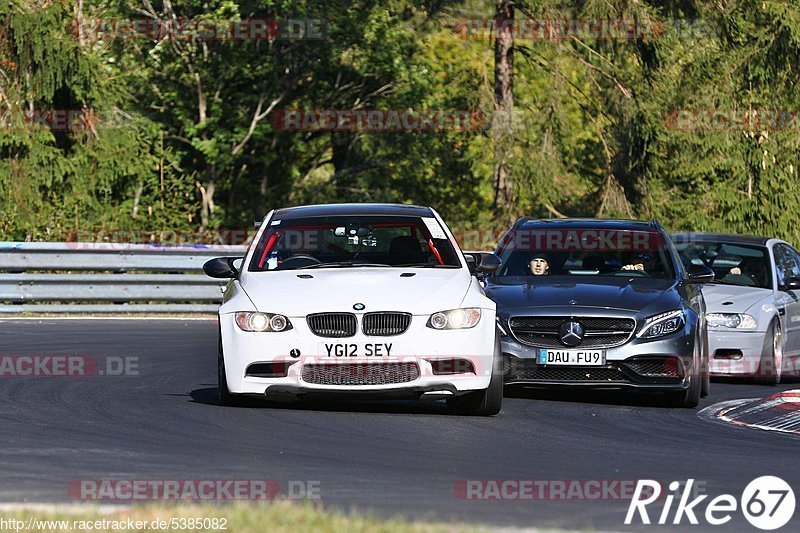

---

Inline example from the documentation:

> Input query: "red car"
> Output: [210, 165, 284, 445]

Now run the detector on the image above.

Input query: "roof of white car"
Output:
[271, 203, 434, 220]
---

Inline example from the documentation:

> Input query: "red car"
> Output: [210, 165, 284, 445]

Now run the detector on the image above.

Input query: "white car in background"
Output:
[673, 233, 800, 384]
[204, 203, 503, 415]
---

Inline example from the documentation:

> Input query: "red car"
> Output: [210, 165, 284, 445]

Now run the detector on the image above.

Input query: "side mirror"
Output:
[782, 276, 800, 291]
[203, 257, 241, 279]
[686, 263, 715, 283]
[464, 252, 502, 275]
[464, 254, 477, 271]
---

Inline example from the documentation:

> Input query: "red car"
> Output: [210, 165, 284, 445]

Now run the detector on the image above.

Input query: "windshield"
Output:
[674, 240, 772, 289]
[247, 215, 461, 271]
[493, 226, 676, 280]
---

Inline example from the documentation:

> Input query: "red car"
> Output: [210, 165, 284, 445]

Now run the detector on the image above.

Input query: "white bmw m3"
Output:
[204, 203, 503, 415]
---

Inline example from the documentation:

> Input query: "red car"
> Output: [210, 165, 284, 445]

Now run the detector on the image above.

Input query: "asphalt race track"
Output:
[1, 319, 798, 532]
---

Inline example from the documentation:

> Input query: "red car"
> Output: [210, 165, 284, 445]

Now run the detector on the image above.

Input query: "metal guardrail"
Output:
[0, 242, 247, 314]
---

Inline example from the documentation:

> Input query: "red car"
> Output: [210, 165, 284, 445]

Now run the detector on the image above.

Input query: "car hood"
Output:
[701, 283, 773, 314]
[485, 276, 681, 315]
[239, 267, 472, 316]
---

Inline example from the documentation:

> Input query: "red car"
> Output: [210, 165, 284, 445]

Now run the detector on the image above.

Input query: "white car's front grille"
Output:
[306, 312, 412, 337]
[362, 312, 412, 336]
[306, 313, 358, 338]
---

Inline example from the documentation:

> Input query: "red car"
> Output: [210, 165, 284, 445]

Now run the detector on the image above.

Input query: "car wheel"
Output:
[666, 332, 702, 408]
[447, 333, 503, 416]
[218, 332, 245, 406]
[755, 319, 783, 385]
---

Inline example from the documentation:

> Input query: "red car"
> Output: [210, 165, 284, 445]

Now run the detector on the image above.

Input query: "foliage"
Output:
[2, 0, 800, 243]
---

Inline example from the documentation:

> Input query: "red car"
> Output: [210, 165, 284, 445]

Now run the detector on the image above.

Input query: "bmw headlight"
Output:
[427, 308, 482, 330]
[235, 312, 293, 332]
[706, 313, 757, 329]
[636, 310, 685, 339]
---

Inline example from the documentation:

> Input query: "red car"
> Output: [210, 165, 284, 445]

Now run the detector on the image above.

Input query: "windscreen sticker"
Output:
[270, 220, 281, 225]
[422, 217, 447, 240]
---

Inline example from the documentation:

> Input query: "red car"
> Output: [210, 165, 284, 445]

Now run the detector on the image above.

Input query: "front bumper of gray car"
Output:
[500, 325, 695, 391]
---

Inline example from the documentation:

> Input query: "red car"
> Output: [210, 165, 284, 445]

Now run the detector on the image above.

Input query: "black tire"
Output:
[701, 329, 710, 398]
[218, 332, 245, 406]
[666, 334, 702, 408]
[755, 319, 783, 386]
[700, 361, 710, 397]
[447, 334, 503, 416]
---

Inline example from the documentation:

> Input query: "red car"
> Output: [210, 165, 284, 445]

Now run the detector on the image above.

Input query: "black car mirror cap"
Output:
[464, 252, 502, 274]
[685, 263, 715, 283]
[464, 254, 477, 270]
[781, 276, 800, 291]
[203, 257, 242, 279]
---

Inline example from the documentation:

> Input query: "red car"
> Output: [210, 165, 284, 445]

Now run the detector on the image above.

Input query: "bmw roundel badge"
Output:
[353, 303, 365, 311]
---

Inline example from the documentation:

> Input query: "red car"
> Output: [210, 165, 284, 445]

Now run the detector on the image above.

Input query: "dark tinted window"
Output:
[674, 240, 771, 289]
[494, 226, 676, 280]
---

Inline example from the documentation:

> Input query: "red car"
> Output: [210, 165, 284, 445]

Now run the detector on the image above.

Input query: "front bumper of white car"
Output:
[219, 310, 496, 397]
[708, 329, 766, 376]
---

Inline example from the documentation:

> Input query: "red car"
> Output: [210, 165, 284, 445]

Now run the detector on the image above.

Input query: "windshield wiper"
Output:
[298, 261, 392, 269]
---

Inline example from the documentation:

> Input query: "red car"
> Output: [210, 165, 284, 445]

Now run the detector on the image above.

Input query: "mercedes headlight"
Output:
[637, 310, 685, 339]
[706, 313, 757, 329]
[235, 312, 293, 332]
[427, 308, 482, 330]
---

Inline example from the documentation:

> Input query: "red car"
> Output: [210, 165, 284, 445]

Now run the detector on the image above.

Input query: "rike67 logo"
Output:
[626, 477, 795, 530]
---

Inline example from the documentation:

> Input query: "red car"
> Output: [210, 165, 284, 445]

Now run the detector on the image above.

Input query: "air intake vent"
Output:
[302, 363, 420, 385]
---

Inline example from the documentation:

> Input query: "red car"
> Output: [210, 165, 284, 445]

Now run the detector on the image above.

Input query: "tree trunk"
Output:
[492, 0, 515, 224]
[331, 132, 353, 198]
[197, 177, 216, 229]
